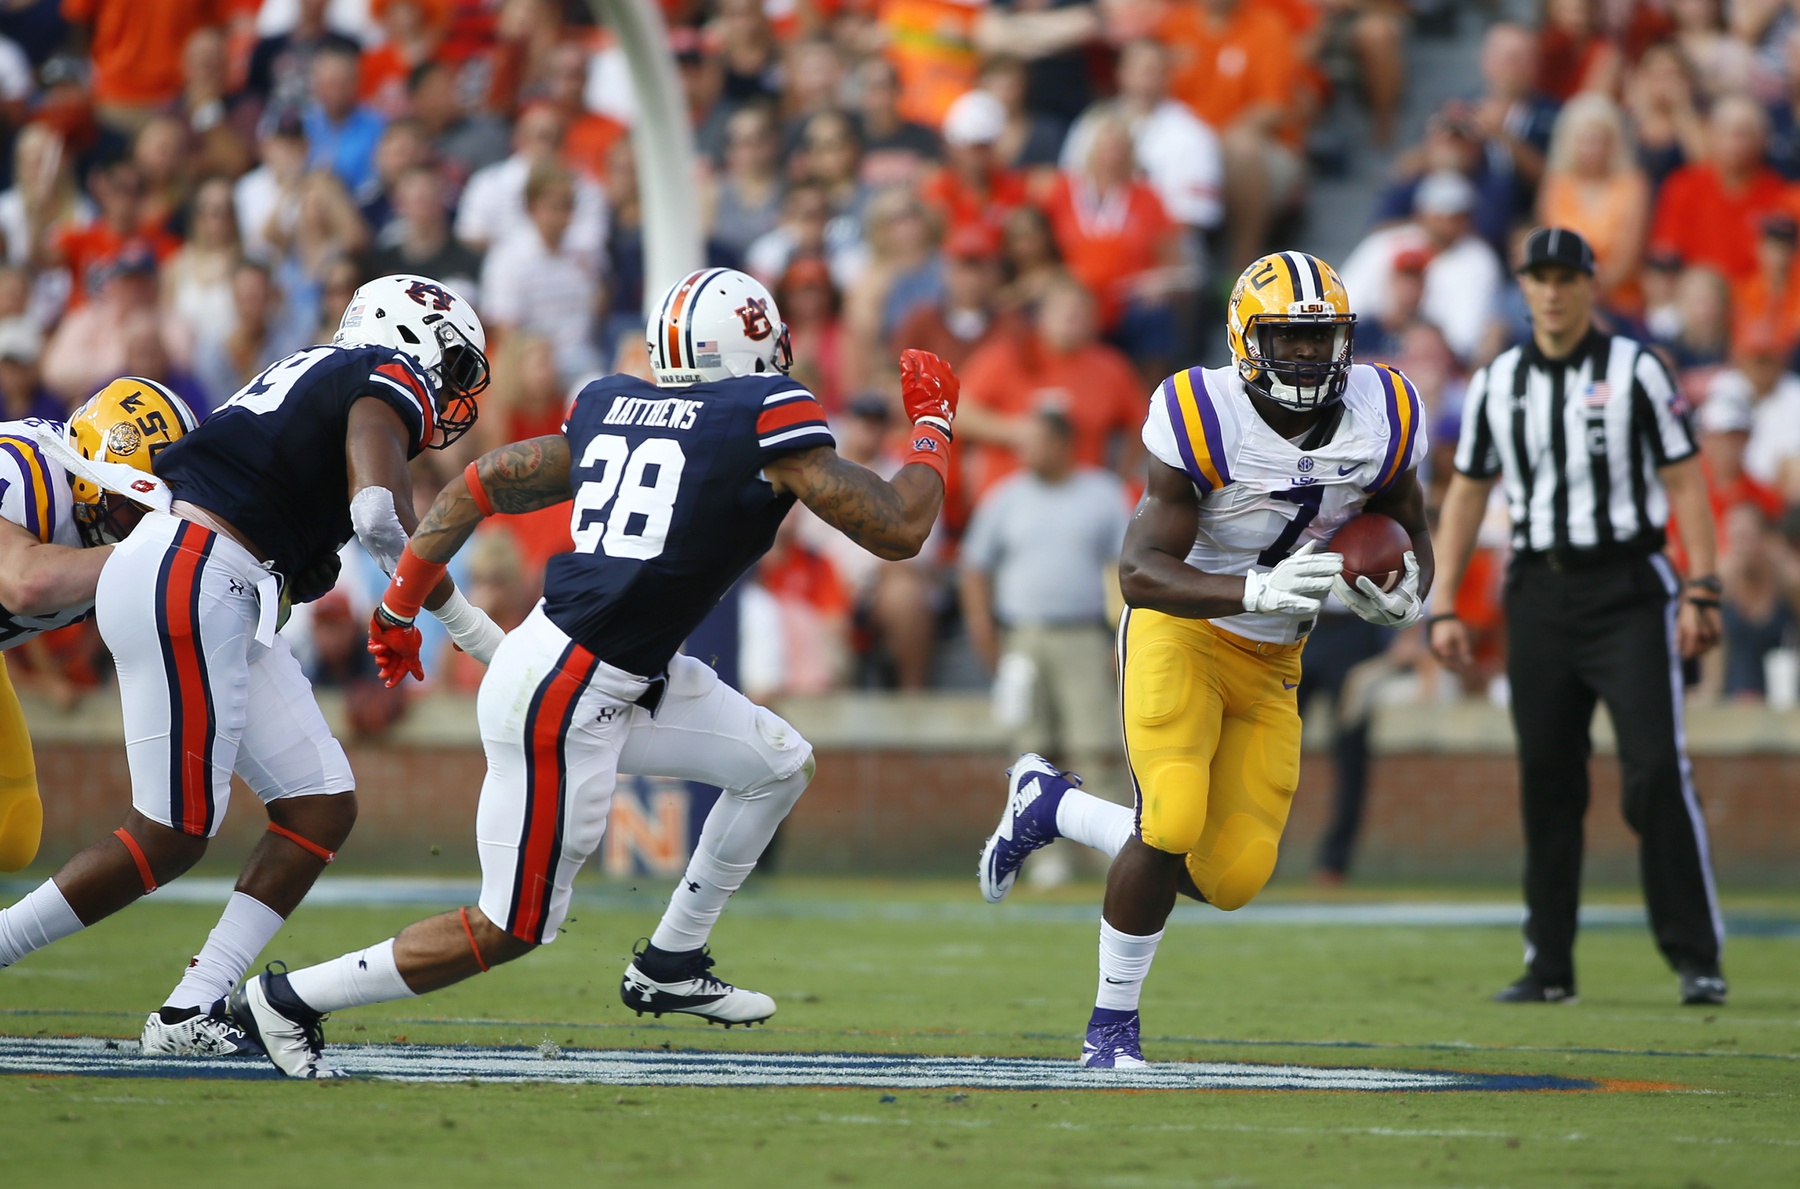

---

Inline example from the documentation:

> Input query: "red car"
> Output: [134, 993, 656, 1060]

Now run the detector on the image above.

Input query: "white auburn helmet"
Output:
[334, 273, 490, 447]
[647, 268, 793, 387]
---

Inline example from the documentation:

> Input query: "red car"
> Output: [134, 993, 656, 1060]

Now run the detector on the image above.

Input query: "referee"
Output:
[1429, 227, 1728, 1007]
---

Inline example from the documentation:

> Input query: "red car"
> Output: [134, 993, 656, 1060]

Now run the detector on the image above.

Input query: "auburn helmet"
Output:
[333, 273, 489, 448]
[66, 376, 200, 547]
[1226, 251, 1356, 412]
[648, 268, 792, 387]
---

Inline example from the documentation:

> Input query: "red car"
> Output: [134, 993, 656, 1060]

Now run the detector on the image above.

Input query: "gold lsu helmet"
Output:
[1227, 251, 1356, 412]
[66, 376, 200, 546]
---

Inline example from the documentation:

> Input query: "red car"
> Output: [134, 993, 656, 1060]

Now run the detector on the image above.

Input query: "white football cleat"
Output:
[228, 970, 347, 1079]
[620, 943, 776, 1027]
[140, 1002, 263, 1057]
[978, 753, 1076, 904]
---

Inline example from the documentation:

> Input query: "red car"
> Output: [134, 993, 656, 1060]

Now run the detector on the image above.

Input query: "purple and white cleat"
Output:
[1080, 1008, 1147, 1069]
[978, 753, 1078, 904]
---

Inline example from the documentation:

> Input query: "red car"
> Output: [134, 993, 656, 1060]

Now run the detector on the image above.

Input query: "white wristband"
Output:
[431, 588, 505, 664]
[1240, 570, 1266, 614]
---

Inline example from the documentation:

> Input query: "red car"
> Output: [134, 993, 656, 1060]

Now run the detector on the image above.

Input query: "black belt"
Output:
[634, 674, 666, 715]
[1514, 537, 1661, 572]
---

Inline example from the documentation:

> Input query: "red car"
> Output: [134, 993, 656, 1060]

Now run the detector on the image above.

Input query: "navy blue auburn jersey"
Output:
[154, 344, 437, 585]
[541, 372, 835, 677]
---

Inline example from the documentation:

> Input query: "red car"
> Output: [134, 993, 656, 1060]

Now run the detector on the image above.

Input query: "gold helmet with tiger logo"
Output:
[66, 376, 200, 546]
[1226, 251, 1357, 412]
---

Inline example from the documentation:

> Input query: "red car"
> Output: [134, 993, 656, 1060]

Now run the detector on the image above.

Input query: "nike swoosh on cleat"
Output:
[1103, 978, 1131, 984]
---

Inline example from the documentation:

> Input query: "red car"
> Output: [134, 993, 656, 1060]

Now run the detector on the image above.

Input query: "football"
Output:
[1328, 512, 1412, 593]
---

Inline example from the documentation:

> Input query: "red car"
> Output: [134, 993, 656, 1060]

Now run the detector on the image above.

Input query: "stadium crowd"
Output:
[0, 0, 1796, 722]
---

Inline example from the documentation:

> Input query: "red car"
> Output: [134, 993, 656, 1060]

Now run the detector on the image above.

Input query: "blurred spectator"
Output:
[704, 103, 785, 261]
[1352, 246, 1427, 363]
[360, 0, 450, 118]
[712, 0, 781, 109]
[1623, 41, 1708, 192]
[1060, 40, 1224, 250]
[480, 330, 569, 452]
[881, 0, 984, 129]
[1661, 264, 1732, 371]
[192, 259, 312, 412]
[161, 175, 240, 352]
[1538, 93, 1649, 313]
[745, 179, 841, 289]
[1649, 95, 1796, 284]
[919, 89, 1029, 237]
[62, 0, 225, 135]
[369, 165, 481, 300]
[1739, 342, 1800, 498]
[41, 244, 178, 403]
[407, 60, 511, 195]
[1156, 0, 1302, 273]
[247, 0, 362, 115]
[891, 222, 1007, 373]
[479, 160, 603, 382]
[0, 124, 92, 322]
[1731, 213, 1800, 351]
[1669, 0, 1756, 101]
[1042, 112, 1182, 371]
[132, 115, 193, 233]
[1536, 0, 1621, 103]
[439, 528, 538, 692]
[672, 24, 730, 163]
[264, 169, 367, 331]
[977, 55, 1064, 170]
[1377, 102, 1519, 256]
[455, 103, 607, 257]
[996, 201, 1069, 312]
[956, 278, 1145, 496]
[1697, 379, 1785, 527]
[841, 185, 940, 393]
[776, 255, 845, 412]
[314, 253, 362, 341]
[175, 26, 255, 181]
[747, 509, 852, 699]
[1340, 171, 1503, 364]
[236, 111, 310, 263]
[1466, 22, 1554, 194]
[356, 117, 431, 236]
[1717, 502, 1800, 700]
[960, 403, 1129, 875]
[795, 110, 868, 225]
[51, 159, 179, 309]
[118, 312, 207, 416]
[781, 36, 846, 144]
[853, 56, 938, 189]
[1395, 318, 1466, 508]
[303, 43, 387, 195]
[303, 589, 407, 737]
[1765, 28, 1800, 181]
[541, 43, 626, 185]
[1641, 248, 1685, 342]
[0, 316, 54, 420]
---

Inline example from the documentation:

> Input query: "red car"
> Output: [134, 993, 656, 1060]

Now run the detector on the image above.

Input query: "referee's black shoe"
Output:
[1492, 973, 1578, 1004]
[1678, 969, 1729, 1006]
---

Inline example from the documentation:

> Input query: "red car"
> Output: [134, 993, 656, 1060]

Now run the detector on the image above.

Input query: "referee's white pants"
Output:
[475, 605, 813, 944]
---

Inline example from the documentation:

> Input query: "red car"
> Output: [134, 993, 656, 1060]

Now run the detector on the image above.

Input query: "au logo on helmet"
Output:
[735, 297, 773, 342]
[405, 281, 454, 311]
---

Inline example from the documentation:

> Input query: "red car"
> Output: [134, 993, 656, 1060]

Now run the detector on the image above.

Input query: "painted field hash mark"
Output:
[0, 1037, 1620, 1091]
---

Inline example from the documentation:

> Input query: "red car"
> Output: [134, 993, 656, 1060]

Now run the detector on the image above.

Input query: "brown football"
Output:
[1328, 513, 1412, 593]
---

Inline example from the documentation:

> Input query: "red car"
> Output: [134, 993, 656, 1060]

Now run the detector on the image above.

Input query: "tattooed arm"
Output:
[763, 447, 944, 561]
[410, 434, 573, 564]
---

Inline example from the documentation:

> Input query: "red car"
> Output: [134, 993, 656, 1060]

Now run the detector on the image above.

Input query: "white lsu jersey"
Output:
[0, 418, 86, 651]
[1142, 363, 1427, 644]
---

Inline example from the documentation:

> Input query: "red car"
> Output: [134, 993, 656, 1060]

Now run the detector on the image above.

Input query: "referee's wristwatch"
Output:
[1684, 574, 1723, 610]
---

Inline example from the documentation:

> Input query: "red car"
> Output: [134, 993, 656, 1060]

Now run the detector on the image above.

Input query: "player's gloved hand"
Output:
[899, 348, 958, 437]
[288, 550, 343, 605]
[1241, 540, 1343, 616]
[367, 605, 425, 688]
[1332, 552, 1424, 628]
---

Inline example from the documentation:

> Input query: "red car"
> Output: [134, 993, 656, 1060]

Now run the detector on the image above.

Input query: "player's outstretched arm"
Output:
[765, 445, 944, 561]
[409, 434, 573, 564]
[0, 518, 107, 617]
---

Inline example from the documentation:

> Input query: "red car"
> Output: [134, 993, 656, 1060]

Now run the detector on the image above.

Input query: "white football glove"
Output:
[1241, 540, 1344, 616]
[1332, 551, 1424, 628]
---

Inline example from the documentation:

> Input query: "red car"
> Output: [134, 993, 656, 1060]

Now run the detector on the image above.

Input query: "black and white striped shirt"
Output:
[1454, 329, 1697, 554]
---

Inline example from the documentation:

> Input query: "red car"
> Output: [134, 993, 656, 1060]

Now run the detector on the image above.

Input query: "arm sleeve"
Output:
[1453, 364, 1502, 478]
[1631, 346, 1698, 466]
[754, 383, 836, 466]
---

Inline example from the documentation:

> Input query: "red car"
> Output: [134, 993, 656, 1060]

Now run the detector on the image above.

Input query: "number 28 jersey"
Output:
[541, 372, 836, 677]
[1142, 363, 1427, 644]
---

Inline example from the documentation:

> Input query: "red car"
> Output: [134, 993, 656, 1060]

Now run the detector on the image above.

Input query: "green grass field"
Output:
[3, 875, 1797, 1188]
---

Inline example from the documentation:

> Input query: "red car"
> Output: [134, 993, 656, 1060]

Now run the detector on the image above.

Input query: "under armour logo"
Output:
[228, 578, 248, 596]
[598, 707, 618, 722]
[358, 957, 368, 970]
[686, 881, 701, 893]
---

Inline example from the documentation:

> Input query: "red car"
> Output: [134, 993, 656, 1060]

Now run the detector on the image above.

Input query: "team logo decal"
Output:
[405, 281, 454, 311]
[106, 422, 141, 456]
[1298, 456, 1314, 473]
[131, 478, 156, 493]
[735, 297, 773, 342]
[912, 435, 940, 453]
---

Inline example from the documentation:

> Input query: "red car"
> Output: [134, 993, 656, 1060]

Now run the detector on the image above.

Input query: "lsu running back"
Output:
[976, 252, 1435, 1069]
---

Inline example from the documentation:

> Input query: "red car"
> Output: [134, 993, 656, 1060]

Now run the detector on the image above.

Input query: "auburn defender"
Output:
[977, 252, 1436, 1066]
[0, 382, 198, 874]
[0, 276, 503, 1059]
[231, 267, 958, 1078]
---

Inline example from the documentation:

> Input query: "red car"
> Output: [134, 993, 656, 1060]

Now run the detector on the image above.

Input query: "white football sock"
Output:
[649, 764, 809, 953]
[0, 879, 83, 967]
[284, 938, 417, 1014]
[164, 891, 285, 1010]
[1057, 791, 1135, 859]
[1094, 918, 1163, 1012]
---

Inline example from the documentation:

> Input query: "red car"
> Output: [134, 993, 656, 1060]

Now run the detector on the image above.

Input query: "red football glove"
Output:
[899, 348, 958, 438]
[367, 606, 425, 688]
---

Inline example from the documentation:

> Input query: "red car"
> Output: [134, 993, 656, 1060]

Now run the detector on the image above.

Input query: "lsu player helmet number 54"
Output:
[66, 376, 200, 547]
[1227, 251, 1357, 412]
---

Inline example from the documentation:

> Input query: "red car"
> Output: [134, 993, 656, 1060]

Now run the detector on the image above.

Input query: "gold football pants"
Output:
[0, 655, 43, 870]
[1119, 609, 1304, 910]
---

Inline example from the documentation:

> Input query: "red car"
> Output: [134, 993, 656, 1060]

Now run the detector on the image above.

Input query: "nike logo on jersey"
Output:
[1338, 464, 1357, 475]
[603, 395, 703, 430]
[1282, 681, 1298, 690]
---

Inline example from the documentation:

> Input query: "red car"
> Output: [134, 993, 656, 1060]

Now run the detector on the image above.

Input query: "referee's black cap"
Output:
[1518, 227, 1596, 276]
